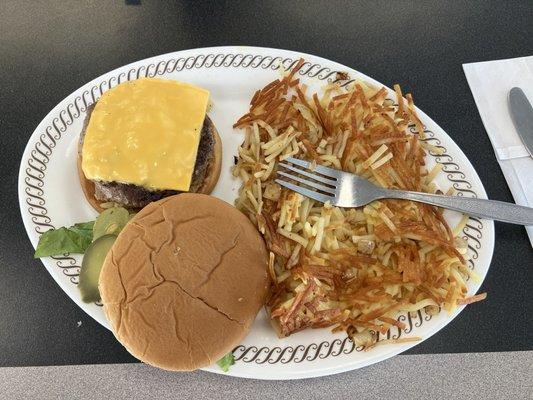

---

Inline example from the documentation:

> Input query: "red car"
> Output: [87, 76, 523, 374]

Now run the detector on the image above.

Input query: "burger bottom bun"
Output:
[98, 194, 270, 371]
[77, 124, 222, 213]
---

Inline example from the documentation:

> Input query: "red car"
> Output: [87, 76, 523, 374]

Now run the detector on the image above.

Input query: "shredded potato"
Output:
[233, 59, 485, 345]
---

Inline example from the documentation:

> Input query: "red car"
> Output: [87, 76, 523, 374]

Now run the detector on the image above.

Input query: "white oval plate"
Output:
[19, 46, 494, 380]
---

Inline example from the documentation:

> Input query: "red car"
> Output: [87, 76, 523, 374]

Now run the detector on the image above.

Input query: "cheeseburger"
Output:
[78, 78, 222, 211]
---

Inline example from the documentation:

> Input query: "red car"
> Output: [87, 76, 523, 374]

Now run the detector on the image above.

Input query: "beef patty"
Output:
[79, 103, 216, 209]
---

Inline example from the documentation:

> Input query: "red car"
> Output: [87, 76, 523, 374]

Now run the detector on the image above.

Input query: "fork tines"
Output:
[275, 157, 339, 204]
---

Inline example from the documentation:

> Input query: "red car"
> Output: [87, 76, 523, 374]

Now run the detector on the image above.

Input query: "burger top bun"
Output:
[98, 193, 270, 371]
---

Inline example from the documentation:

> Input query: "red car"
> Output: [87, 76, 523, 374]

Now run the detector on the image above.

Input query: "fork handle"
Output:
[382, 189, 533, 225]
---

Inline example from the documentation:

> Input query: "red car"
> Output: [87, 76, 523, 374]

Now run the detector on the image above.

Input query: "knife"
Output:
[509, 87, 533, 157]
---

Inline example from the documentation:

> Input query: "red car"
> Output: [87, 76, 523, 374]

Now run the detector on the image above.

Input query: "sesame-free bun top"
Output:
[98, 194, 269, 371]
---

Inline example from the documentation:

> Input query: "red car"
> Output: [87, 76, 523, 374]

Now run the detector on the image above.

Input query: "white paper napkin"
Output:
[463, 56, 533, 246]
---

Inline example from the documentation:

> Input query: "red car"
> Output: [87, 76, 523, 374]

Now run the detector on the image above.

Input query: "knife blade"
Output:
[509, 87, 533, 158]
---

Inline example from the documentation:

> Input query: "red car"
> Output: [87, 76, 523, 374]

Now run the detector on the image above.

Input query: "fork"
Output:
[275, 157, 533, 225]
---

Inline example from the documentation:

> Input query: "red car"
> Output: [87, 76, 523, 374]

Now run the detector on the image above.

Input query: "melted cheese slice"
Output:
[81, 78, 210, 191]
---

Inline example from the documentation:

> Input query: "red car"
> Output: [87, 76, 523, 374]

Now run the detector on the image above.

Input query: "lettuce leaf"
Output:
[216, 353, 235, 372]
[34, 221, 94, 258]
[70, 221, 95, 238]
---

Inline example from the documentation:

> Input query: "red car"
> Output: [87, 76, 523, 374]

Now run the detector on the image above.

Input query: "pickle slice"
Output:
[92, 207, 129, 241]
[79, 234, 116, 303]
